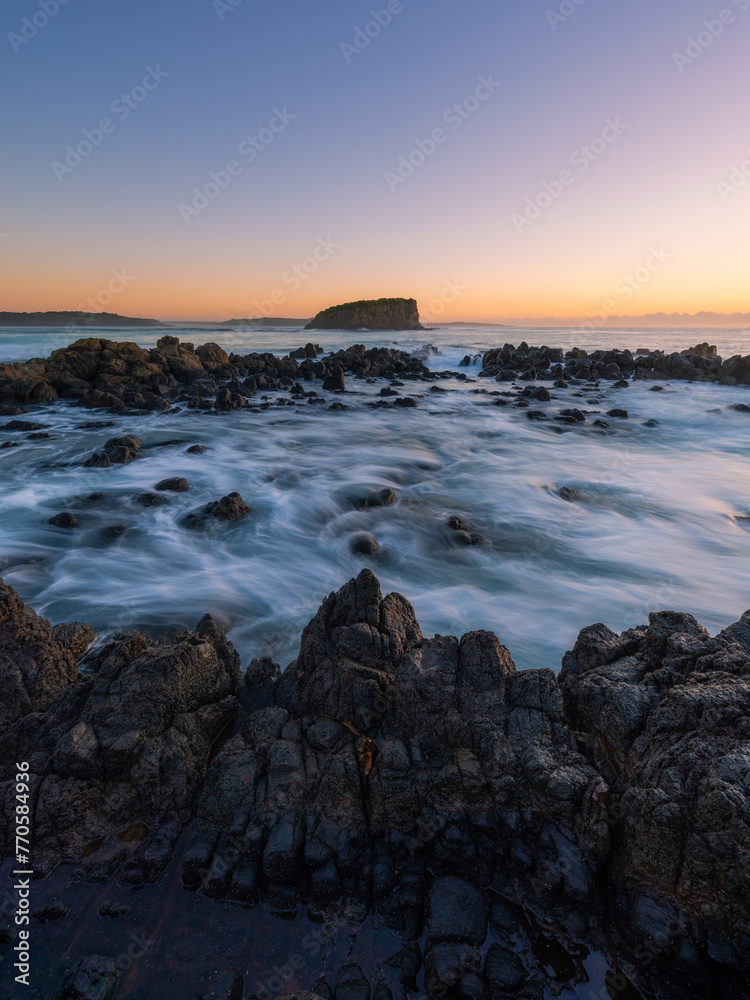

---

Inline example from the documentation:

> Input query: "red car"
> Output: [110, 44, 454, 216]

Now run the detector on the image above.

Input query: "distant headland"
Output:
[0, 311, 165, 328]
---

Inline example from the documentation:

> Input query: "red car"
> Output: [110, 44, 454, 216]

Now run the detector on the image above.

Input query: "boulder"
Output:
[0, 579, 79, 728]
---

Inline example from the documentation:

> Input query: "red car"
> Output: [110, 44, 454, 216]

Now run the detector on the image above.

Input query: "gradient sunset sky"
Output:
[1, 0, 748, 322]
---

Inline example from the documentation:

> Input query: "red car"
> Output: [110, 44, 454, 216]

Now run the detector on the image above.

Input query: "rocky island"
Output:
[305, 298, 424, 332]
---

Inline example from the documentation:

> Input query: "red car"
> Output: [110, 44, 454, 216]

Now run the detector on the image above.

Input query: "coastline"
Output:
[0, 570, 748, 999]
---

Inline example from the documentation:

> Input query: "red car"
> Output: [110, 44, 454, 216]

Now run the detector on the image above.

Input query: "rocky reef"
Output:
[0, 336, 429, 413]
[3, 336, 750, 422]
[305, 299, 423, 332]
[0, 572, 748, 999]
[478, 341, 747, 385]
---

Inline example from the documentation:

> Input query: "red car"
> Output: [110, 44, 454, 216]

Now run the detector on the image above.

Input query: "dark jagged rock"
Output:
[477, 342, 740, 386]
[3, 419, 46, 431]
[323, 366, 346, 392]
[560, 612, 750, 992]
[0, 579, 81, 728]
[1, 575, 748, 999]
[55, 955, 119, 1000]
[0, 600, 241, 863]
[184, 492, 251, 528]
[155, 477, 190, 492]
[305, 299, 423, 332]
[204, 492, 251, 521]
[84, 435, 142, 468]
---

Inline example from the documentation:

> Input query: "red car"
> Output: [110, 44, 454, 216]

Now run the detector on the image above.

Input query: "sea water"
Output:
[1, 324, 749, 672]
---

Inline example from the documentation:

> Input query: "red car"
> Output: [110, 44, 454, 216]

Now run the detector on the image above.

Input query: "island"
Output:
[305, 297, 423, 331]
[0, 311, 165, 327]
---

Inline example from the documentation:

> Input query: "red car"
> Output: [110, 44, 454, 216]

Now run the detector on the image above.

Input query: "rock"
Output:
[98, 901, 130, 918]
[529, 386, 551, 401]
[196, 342, 231, 372]
[351, 534, 382, 557]
[558, 487, 579, 502]
[84, 435, 142, 468]
[156, 477, 190, 492]
[607, 409, 629, 419]
[560, 609, 750, 985]
[335, 964, 370, 1000]
[55, 955, 118, 1000]
[446, 515, 473, 532]
[33, 900, 70, 922]
[136, 491, 170, 507]
[214, 387, 245, 411]
[3, 419, 46, 431]
[2, 573, 750, 999]
[428, 876, 489, 944]
[323, 366, 346, 392]
[306, 299, 423, 332]
[204, 492, 251, 521]
[187, 444, 207, 454]
[0, 580, 79, 728]
[558, 408, 585, 423]
[49, 512, 79, 528]
[353, 488, 398, 509]
[51, 622, 97, 660]
[682, 342, 717, 358]
[0, 606, 241, 860]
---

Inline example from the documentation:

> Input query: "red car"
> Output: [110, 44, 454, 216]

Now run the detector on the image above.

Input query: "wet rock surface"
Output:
[0, 573, 748, 999]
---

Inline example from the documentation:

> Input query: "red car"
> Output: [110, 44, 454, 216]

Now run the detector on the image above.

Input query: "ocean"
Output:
[1, 323, 749, 672]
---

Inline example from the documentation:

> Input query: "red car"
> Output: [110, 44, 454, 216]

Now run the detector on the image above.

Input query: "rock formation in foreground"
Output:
[0, 573, 748, 999]
[305, 299, 423, 332]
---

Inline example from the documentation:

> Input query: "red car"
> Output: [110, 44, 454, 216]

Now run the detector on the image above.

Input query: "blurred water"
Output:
[1, 322, 749, 364]
[1, 325, 750, 671]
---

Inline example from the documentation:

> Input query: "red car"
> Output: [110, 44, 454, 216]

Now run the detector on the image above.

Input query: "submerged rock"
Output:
[49, 512, 79, 528]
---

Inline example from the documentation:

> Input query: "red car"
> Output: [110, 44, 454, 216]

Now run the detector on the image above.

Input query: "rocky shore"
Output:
[1, 572, 748, 999]
[0, 337, 747, 421]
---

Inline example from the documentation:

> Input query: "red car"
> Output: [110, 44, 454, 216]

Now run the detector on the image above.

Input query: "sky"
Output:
[0, 0, 748, 323]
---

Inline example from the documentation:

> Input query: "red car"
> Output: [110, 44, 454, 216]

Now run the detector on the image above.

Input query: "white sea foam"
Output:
[1, 324, 749, 671]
